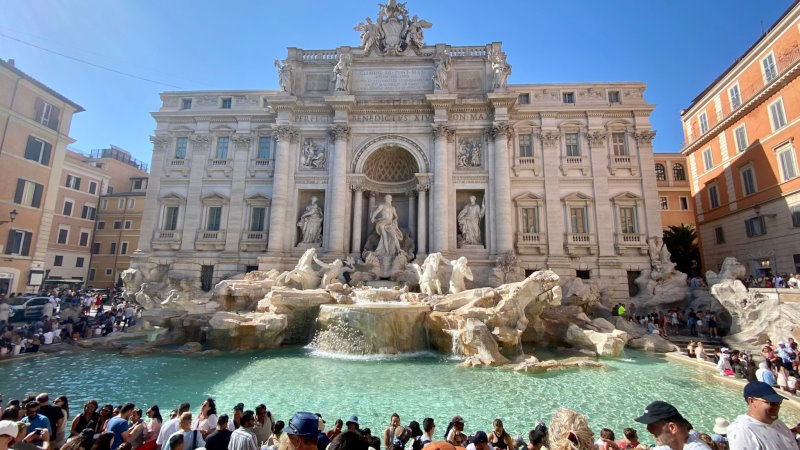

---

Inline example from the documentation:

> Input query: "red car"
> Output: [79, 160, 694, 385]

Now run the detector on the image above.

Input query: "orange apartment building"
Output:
[681, 3, 800, 278]
[44, 149, 108, 286]
[0, 58, 83, 294]
[86, 146, 149, 288]
[655, 153, 696, 229]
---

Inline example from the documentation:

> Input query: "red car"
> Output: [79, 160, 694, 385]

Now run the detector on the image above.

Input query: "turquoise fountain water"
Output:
[1, 348, 797, 446]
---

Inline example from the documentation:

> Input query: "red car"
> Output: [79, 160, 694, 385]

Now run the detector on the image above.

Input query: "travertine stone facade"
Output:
[134, 3, 661, 299]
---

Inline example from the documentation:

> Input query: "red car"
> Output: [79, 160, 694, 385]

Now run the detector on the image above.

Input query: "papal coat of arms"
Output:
[354, 0, 432, 56]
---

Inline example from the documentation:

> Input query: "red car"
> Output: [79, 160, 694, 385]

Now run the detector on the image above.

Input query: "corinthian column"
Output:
[431, 123, 453, 253]
[416, 181, 429, 255]
[350, 180, 364, 255]
[492, 122, 514, 253]
[327, 124, 351, 255]
[267, 126, 296, 254]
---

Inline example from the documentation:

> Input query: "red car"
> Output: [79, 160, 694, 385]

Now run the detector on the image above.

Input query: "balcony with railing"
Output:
[515, 232, 547, 254]
[564, 233, 598, 255]
[614, 232, 648, 255]
[560, 155, 590, 175]
[684, 44, 800, 150]
[248, 158, 275, 178]
[512, 156, 541, 176]
[608, 153, 639, 176]
[206, 158, 233, 177]
[196, 230, 227, 250]
[152, 230, 182, 250]
[240, 230, 268, 251]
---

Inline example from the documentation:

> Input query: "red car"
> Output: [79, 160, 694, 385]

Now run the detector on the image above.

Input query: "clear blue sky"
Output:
[1, 0, 794, 166]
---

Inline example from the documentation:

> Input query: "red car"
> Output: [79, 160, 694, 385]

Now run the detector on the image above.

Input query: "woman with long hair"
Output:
[192, 399, 217, 439]
[383, 413, 401, 450]
[71, 400, 99, 438]
[444, 416, 467, 447]
[55, 395, 71, 443]
[138, 405, 162, 450]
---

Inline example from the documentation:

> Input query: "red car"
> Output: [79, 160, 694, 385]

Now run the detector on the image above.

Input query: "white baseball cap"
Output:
[0, 420, 18, 438]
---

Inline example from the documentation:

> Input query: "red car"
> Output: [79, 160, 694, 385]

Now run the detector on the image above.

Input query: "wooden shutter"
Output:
[32, 183, 43, 208]
[65, 175, 71, 188]
[25, 136, 39, 160]
[14, 179, 25, 204]
[5, 230, 13, 254]
[21, 231, 32, 256]
[42, 142, 52, 166]
[49, 106, 60, 131]
[75, 177, 81, 190]
[34, 98, 44, 124]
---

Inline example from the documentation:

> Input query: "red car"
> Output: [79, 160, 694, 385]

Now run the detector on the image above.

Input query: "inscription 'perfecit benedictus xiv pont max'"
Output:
[135, 0, 662, 301]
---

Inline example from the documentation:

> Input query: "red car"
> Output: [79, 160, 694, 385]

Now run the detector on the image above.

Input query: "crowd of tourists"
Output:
[1, 381, 799, 450]
[0, 289, 139, 358]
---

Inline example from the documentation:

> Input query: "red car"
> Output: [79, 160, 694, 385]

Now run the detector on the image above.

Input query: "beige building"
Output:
[44, 149, 108, 286]
[0, 58, 83, 294]
[654, 153, 695, 230]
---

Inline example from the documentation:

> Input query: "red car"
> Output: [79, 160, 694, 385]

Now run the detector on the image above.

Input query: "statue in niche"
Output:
[457, 195, 485, 247]
[370, 194, 403, 258]
[490, 53, 511, 89]
[354, 17, 383, 55]
[300, 140, 326, 169]
[457, 138, 482, 168]
[297, 196, 323, 244]
[432, 53, 451, 90]
[333, 53, 352, 93]
[274, 59, 292, 93]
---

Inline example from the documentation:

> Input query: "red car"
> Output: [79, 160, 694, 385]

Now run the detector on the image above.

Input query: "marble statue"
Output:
[456, 138, 482, 168]
[370, 194, 403, 258]
[313, 255, 345, 288]
[297, 197, 323, 244]
[274, 248, 320, 290]
[355, 0, 431, 56]
[333, 53, 352, 92]
[354, 17, 383, 55]
[274, 59, 292, 93]
[457, 196, 485, 247]
[490, 53, 511, 89]
[412, 252, 445, 295]
[300, 140, 326, 169]
[447, 256, 473, 294]
[432, 53, 451, 90]
[403, 14, 431, 50]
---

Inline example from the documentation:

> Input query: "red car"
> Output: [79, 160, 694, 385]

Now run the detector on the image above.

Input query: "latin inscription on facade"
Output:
[449, 112, 489, 121]
[353, 68, 433, 92]
[350, 113, 433, 123]
[297, 114, 332, 123]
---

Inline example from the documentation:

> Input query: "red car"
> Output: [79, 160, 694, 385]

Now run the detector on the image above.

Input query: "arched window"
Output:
[655, 163, 666, 181]
[673, 163, 686, 181]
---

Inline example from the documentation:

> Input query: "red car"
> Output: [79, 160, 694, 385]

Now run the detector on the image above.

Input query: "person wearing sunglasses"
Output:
[728, 381, 799, 450]
[634, 401, 709, 450]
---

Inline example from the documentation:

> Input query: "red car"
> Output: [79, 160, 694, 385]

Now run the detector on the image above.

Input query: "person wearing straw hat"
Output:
[728, 381, 800, 450]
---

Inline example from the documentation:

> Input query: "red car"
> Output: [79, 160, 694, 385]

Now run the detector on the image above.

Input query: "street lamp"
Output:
[0, 209, 18, 225]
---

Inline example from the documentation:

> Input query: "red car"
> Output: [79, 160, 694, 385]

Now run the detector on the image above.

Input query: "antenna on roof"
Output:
[761, 19, 765, 35]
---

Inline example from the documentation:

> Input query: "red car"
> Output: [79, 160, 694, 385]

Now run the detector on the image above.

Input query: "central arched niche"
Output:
[362, 146, 419, 183]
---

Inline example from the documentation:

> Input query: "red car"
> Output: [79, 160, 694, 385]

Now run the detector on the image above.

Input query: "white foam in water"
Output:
[306, 346, 439, 361]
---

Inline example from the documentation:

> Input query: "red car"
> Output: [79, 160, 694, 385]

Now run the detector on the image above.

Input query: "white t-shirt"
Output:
[651, 434, 711, 449]
[728, 414, 798, 450]
[157, 417, 181, 446]
[43, 331, 54, 344]
[193, 414, 217, 433]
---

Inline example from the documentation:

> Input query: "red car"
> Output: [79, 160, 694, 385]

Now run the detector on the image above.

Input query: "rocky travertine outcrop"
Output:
[631, 237, 688, 309]
[206, 311, 287, 350]
[258, 287, 335, 344]
[564, 324, 628, 357]
[627, 333, 677, 353]
[513, 356, 608, 373]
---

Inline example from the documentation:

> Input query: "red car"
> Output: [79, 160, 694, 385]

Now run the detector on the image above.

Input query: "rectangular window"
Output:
[715, 227, 725, 244]
[703, 148, 713, 171]
[619, 206, 637, 233]
[65, 175, 81, 190]
[97, 221, 105, 230]
[88, 268, 95, 281]
[181, 98, 192, 110]
[206, 206, 222, 231]
[54, 255, 63, 266]
[660, 197, 668, 210]
[76, 257, 84, 268]
[763, 54, 778, 83]
[105, 268, 113, 276]
[778, 146, 798, 181]
[521, 207, 539, 233]
[118, 198, 125, 209]
[250, 207, 266, 232]
[734, 125, 748, 152]
[518, 93, 530, 104]
[769, 99, 787, 131]
[81, 205, 96, 220]
[89, 181, 97, 195]
[120, 242, 128, 255]
[745, 216, 766, 237]
[107, 187, 113, 194]
[113, 221, 121, 229]
[221, 97, 232, 109]
[216, 137, 229, 159]
[57, 228, 69, 244]
[257, 137, 271, 159]
[792, 205, 800, 228]
[729, 85, 741, 109]
[62, 201, 73, 216]
[519, 135, 532, 157]
[133, 179, 143, 190]
[565, 133, 580, 157]
[79, 231, 89, 247]
[708, 184, 720, 209]
[608, 91, 620, 103]
[24, 136, 51, 165]
[91, 242, 100, 255]
[741, 167, 757, 196]
[699, 112, 709, 134]
[34, 98, 60, 131]
[164, 206, 179, 231]
[175, 137, 188, 159]
[679, 197, 689, 210]
[562, 92, 575, 104]
[101, 198, 107, 209]
[612, 132, 627, 156]
[124, 220, 132, 229]
[109, 242, 116, 255]
[14, 179, 43, 208]
[129, 198, 135, 209]
[5, 229, 32, 256]
[570, 207, 587, 233]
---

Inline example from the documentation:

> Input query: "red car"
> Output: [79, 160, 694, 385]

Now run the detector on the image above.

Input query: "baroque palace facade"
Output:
[135, 2, 661, 300]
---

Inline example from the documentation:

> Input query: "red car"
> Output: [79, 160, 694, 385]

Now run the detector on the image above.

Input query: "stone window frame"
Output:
[181, 98, 193, 110]
[698, 111, 709, 134]
[158, 193, 187, 231]
[200, 192, 230, 232]
[707, 182, 720, 209]
[562, 192, 594, 235]
[513, 192, 545, 235]
[62, 198, 74, 217]
[607, 90, 621, 104]
[244, 194, 272, 233]
[79, 229, 91, 247]
[738, 162, 758, 197]
[512, 126, 541, 176]
[679, 196, 689, 210]
[255, 135, 273, 161]
[558, 120, 585, 156]
[57, 225, 70, 245]
[611, 192, 643, 235]
[774, 139, 799, 182]
[728, 82, 742, 110]
[768, 97, 787, 132]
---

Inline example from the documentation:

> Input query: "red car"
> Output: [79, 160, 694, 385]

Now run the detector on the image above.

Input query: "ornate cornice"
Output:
[150, 135, 170, 151]
[539, 131, 560, 147]
[272, 126, 297, 142]
[329, 124, 351, 141]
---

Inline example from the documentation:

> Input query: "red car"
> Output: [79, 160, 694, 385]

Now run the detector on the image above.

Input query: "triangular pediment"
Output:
[611, 191, 641, 201]
[201, 192, 230, 204]
[513, 192, 543, 203]
[561, 192, 593, 202]
[246, 193, 272, 205]
[159, 192, 186, 202]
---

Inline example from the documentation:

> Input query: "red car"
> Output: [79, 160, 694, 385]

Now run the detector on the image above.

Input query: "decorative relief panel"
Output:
[456, 136, 483, 169]
[300, 139, 328, 170]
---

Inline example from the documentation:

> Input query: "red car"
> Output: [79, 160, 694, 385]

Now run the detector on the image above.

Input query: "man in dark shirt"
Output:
[204, 415, 232, 450]
[36, 394, 63, 442]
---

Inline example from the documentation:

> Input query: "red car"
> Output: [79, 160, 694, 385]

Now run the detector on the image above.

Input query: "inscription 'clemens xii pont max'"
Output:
[353, 68, 434, 92]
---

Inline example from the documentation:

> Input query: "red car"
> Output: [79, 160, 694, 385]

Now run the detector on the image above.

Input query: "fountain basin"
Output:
[314, 303, 431, 354]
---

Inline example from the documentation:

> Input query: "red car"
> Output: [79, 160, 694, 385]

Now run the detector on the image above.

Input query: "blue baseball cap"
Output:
[286, 412, 320, 437]
[743, 381, 785, 403]
[346, 415, 359, 426]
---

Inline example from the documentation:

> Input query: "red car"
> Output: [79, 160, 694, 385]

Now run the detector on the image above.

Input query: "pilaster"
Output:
[490, 122, 514, 254]
[267, 126, 297, 255]
[634, 130, 662, 237]
[327, 124, 352, 256]
[138, 135, 169, 253]
[224, 134, 252, 252]
[540, 130, 565, 256]
[181, 134, 211, 251]
[431, 123, 454, 253]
